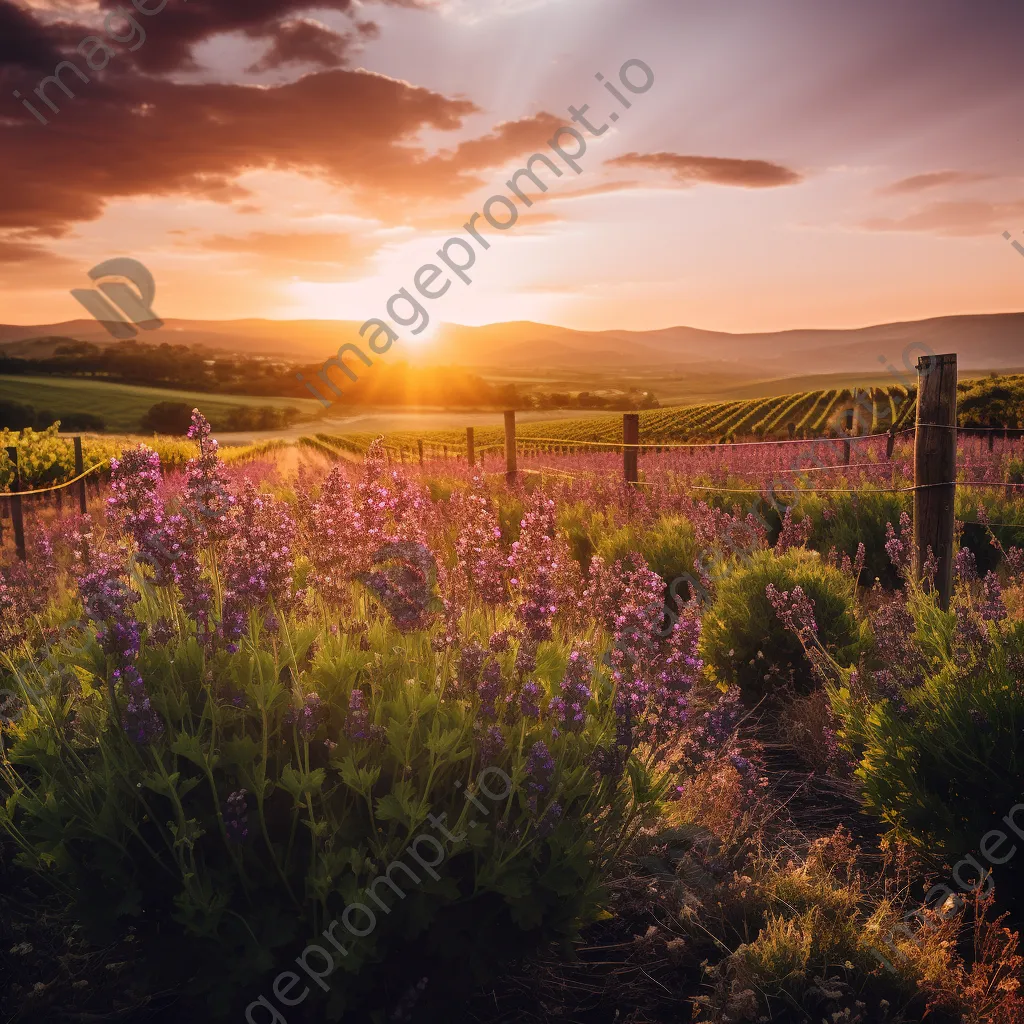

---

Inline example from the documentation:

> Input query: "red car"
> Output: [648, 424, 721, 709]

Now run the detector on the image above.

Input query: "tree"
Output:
[0, 399, 37, 430]
[140, 402, 194, 435]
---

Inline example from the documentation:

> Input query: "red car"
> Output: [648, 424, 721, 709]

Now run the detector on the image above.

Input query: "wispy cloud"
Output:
[862, 199, 1024, 236]
[877, 170, 992, 195]
[605, 152, 803, 189]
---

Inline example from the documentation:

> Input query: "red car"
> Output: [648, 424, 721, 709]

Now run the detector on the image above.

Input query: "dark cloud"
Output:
[0, 1, 64, 70]
[0, 68, 480, 236]
[246, 18, 355, 72]
[0, 0, 433, 76]
[0, 66, 570, 244]
[0, 3, 583, 258]
[878, 170, 992, 195]
[605, 152, 804, 188]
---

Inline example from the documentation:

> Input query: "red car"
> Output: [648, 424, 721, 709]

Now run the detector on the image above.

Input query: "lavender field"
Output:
[2, 410, 1024, 1023]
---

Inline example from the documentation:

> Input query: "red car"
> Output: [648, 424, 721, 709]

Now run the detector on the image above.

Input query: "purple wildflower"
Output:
[118, 665, 164, 744]
[549, 650, 591, 731]
[224, 789, 250, 842]
[766, 583, 818, 637]
[525, 740, 555, 813]
[518, 680, 542, 719]
[286, 692, 325, 739]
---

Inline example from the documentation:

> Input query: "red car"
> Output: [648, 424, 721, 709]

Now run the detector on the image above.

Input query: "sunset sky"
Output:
[1, 0, 1023, 335]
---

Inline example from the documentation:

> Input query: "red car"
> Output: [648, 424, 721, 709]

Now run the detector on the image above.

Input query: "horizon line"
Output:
[1, 307, 1023, 339]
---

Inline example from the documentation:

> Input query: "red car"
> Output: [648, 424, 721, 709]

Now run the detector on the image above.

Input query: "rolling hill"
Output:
[0, 313, 1021, 384]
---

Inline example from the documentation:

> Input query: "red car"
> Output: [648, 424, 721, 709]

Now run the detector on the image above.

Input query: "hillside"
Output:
[1, 312, 1021, 383]
[0, 375, 323, 434]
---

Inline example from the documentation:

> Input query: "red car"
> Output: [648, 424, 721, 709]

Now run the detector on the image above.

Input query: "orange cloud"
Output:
[605, 152, 803, 188]
[439, 113, 566, 170]
[877, 170, 991, 195]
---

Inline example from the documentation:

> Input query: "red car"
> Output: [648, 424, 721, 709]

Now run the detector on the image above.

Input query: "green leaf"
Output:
[280, 764, 326, 801]
[170, 733, 209, 770]
[374, 793, 408, 825]
[139, 770, 176, 797]
[335, 755, 380, 796]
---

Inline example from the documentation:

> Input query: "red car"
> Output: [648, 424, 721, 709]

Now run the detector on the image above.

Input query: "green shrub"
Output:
[692, 828, 1020, 1023]
[842, 612, 1024, 904]
[801, 491, 909, 587]
[553, 507, 700, 586]
[701, 548, 862, 701]
[596, 516, 700, 589]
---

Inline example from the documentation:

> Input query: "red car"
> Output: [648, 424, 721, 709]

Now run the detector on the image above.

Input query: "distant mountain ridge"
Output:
[0, 312, 1021, 380]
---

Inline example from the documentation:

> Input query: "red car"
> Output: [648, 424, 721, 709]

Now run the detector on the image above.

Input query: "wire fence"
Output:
[365, 423, 1023, 500]
[2, 413, 1023, 563]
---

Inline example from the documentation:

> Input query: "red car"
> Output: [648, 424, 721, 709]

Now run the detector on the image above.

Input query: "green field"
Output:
[0, 375, 325, 433]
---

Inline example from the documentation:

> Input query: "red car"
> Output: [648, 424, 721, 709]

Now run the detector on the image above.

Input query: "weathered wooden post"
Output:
[623, 413, 639, 486]
[914, 353, 957, 609]
[6, 446, 26, 562]
[417, 439, 424, 466]
[504, 410, 517, 484]
[466, 427, 475, 468]
[842, 406, 854, 465]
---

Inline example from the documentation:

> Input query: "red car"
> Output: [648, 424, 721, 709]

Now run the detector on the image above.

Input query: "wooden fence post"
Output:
[417, 439, 424, 466]
[914, 353, 957, 610]
[504, 410, 517, 484]
[6, 446, 26, 562]
[466, 427, 475, 468]
[623, 413, 639, 486]
[842, 407, 853, 465]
